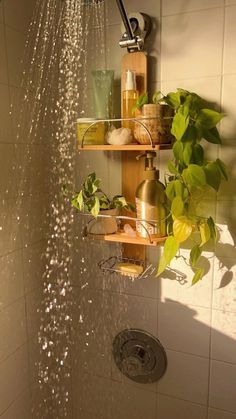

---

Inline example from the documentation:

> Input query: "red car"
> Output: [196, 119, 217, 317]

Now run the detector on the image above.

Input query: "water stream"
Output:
[16, 0, 107, 417]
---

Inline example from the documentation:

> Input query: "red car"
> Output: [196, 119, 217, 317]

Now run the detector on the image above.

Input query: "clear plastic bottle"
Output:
[122, 69, 138, 132]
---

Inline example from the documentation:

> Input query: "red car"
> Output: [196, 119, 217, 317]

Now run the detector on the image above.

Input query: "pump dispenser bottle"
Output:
[122, 69, 138, 131]
[135, 152, 166, 239]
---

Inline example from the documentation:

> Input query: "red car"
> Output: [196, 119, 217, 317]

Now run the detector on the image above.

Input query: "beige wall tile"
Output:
[112, 292, 158, 336]
[158, 350, 209, 404]
[211, 309, 236, 363]
[73, 372, 112, 419]
[208, 407, 236, 419]
[0, 198, 22, 256]
[209, 360, 236, 413]
[158, 300, 211, 357]
[0, 84, 12, 142]
[0, 3, 3, 24]
[4, 0, 35, 34]
[161, 8, 224, 81]
[0, 298, 27, 362]
[0, 344, 29, 414]
[112, 380, 156, 419]
[0, 250, 24, 310]
[224, 5, 236, 74]
[5, 27, 26, 87]
[23, 240, 45, 294]
[0, 24, 8, 84]
[25, 287, 43, 338]
[0, 388, 31, 419]
[157, 394, 207, 419]
[0, 143, 17, 198]
[158, 249, 213, 309]
[162, 0, 223, 16]
[212, 257, 236, 312]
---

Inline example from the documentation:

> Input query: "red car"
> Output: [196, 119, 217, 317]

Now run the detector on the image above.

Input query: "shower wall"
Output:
[73, 1, 236, 419]
[0, 0, 45, 417]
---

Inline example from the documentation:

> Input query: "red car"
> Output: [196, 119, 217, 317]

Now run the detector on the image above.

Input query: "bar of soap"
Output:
[115, 263, 143, 278]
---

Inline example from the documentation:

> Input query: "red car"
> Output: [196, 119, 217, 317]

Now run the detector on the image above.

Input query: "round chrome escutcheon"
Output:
[113, 329, 167, 383]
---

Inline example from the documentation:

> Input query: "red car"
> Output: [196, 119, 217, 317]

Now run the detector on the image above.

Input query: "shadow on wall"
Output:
[70, 275, 236, 418]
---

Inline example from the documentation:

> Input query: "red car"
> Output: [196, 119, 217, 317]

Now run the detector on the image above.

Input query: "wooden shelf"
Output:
[78, 143, 172, 151]
[87, 230, 167, 246]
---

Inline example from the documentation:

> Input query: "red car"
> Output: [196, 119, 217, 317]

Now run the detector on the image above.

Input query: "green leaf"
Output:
[133, 93, 148, 113]
[199, 221, 211, 246]
[91, 195, 100, 217]
[165, 181, 176, 201]
[182, 125, 198, 142]
[171, 196, 184, 217]
[173, 141, 183, 161]
[171, 105, 190, 141]
[182, 164, 206, 188]
[156, 255, 168, 277]
[164, 236, 179, 264]
[190, 245, 202, 267]
[152, 91, 162, 104]
[192, 268, 204, 285]
[173, 216, 193, 243]
[167, 160, 178, 175]
[215, 158, 228, 181]
[192, 144, 204, 164]
[203, 127, 222, 144]
[207, 217, 217, 243]
[164, 91, 182, 108]
[76, 190, 84, 210]
[174, 180, 184, 198]
[196, 109, 225, 129]
[183, 142, 193, 165]
[204, 162, 221, 191]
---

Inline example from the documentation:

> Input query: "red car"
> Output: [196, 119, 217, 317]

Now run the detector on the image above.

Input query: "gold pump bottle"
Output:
[122, 69, 138, 131]
[135, 152, 166, 239]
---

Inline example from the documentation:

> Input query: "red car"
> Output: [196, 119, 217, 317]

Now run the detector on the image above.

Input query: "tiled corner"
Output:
[161, 8, 224, 81]
[162, 0, 223, 16]
[157, 394, 207, 419]
[211, 309, 236, 364]
[158, 349, 209, 405]
[158, 299, 211, 357]
[209, 360, 236, 413]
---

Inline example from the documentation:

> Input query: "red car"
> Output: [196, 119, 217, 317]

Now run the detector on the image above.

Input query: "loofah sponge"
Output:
[106, 126, 133, 145]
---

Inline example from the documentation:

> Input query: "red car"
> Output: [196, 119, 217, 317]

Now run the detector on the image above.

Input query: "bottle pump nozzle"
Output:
[136, 151, 159, 179]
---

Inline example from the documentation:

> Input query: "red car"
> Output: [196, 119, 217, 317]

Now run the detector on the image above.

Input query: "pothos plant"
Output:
[155, 88, 228, 285]
[71, 172, 134, 217]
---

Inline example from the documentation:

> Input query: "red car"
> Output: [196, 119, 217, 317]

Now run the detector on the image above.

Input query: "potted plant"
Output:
[71, 172, 135, 235]
[133, 92, 174, 145]
[155, 88, 228, 285]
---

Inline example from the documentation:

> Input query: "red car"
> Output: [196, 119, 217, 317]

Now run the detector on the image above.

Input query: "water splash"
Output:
[14, 0, 108, 417]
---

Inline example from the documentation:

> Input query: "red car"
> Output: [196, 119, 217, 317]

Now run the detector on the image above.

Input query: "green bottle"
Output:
[135, 152, 166, 239]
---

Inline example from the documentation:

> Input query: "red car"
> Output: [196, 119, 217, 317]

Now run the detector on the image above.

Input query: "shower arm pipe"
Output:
[116, 0, 134, 41]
